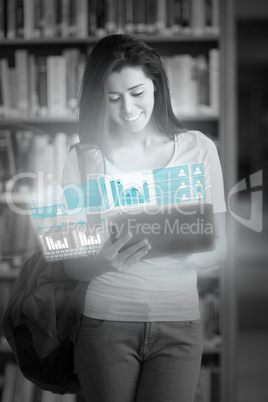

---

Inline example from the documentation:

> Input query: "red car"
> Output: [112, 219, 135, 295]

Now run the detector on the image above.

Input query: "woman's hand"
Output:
[63, 232, 151, 281]
[98, 232, 151, 273]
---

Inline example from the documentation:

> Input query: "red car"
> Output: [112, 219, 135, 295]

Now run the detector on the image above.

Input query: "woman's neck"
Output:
[110, 120, 164, 151]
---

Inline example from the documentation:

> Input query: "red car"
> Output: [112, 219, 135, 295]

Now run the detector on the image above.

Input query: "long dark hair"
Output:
[79, 34, 185, 157]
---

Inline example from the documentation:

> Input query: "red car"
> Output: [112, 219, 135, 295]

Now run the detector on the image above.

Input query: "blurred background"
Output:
[0, 1, 267, 402]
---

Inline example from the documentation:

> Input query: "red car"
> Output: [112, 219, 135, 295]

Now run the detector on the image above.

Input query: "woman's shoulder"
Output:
[174, 130, 217, 155]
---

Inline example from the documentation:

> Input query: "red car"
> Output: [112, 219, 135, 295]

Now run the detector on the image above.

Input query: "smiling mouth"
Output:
[122, 112, 142, 122]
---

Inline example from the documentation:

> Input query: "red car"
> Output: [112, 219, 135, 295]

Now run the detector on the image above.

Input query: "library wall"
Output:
[0, 1, 234, 402]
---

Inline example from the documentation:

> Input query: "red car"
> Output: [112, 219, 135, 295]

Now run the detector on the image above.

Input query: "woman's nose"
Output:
[121, 96, 134, 113]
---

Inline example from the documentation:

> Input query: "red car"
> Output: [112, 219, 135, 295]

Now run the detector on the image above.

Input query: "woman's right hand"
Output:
[63, 232, 151, 281]
[96, 232, 151, 273]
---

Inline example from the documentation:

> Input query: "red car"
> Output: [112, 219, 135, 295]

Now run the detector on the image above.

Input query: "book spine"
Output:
[156, 0, 166, 33]
[69, 0, 77, 36]
[88, 0, 97, 35]
[29, 54, 39, 115]
[24, 0, 34, 38]
[166, 0, 174, 34]
[15, 50, 29, 115]
[34, 0, 43, 37]
[195, 55, 209, 113]
[133, 0, 146, 34]
[181, 0, 191, 35]
[117, 0, 125, 34]
[0, 59, 11, 115]
[105, 0, 117, 34]
[191, 0, 205, 35]
[211, 0, 220, 34]
[9, 67, 18, 113]
[125, 0, 134, 34]
[43, 0, 56, 37]
[209, 48, 220, 114]
[95, 0, 106, 36]
[16, 0, 24, 37]
[204, 0, 213, 34]
[76, 0, 88, 37]
[47, 56, 67, 116]
[0, 0, 5, 38]
[60, 0, 70, 37]
[36, 56, 48, 115]
[7, 0, 16, 39]
[173, 0, 183, 34]
[146, 0, 157, 34]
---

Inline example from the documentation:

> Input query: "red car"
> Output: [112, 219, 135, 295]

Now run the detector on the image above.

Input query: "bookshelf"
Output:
[0, 1, 237, 402]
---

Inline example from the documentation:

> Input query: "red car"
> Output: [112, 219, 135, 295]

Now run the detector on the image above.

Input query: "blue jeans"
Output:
[74, 315, 203, 402]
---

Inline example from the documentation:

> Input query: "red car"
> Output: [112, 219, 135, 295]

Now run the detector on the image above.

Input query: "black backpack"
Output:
[2, 144, 105, 394]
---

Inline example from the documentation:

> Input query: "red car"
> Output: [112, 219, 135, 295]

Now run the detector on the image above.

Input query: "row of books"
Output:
[0, 130, 78, 191]
[199, 291, 222, 349]
[0, 205, 37, 269]
[163, 49, 220, 115]
[0, 0, 220, 40]
[194, 366, 220, 402]
[0, 362, 75, 402]
[0, 48, 219, 119]
[0, 49, 86, 118]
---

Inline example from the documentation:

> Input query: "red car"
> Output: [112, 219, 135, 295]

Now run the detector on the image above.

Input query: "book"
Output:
[29, 53, 39, 116]
[47, 56, 67, 116]
[16, 0, 24, 37]
[54, 132, 68, 182]
[7, 0, 16, 39]
[204, 0, 213, 34]
[195, 55, 210, 113]
[166, 0, 174, 34]
[24, 0, 35, 38]
[64, 48, 79, 113]
[15, 49, 29, 115]
[43, 0, 56, 37]
[105, 0, 117, 34]
[95, 0, 106, 36]
[1, 363, 17, 402]
[209, 48, 220, 113]
[125, 0, 134, 33]
[173, 0, 183, 34]
[76, 0, 88, 37]
[88, 0, 97, 35]
[60, 0, 70, 37]
[211, 0, 219, 34]
[194, 366, 211, 402]
[156, 0, 166, 33]
[0, 59, 11, 115]
[191, 0, 205, 35]
[69, 0, 76, 36]
[9, 67, 18, 113]
[117, 0, 125, 34]
[146, 0, 157, 34]
[0, 0, 5, 38]
[0, 130, 16, 185]
[133, 0, 146, 34]
[181, 0, 191, 34]
[36, 56, 48, 115]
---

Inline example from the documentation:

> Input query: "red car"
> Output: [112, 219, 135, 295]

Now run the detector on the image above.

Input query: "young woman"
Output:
[62, 34, 227, 402]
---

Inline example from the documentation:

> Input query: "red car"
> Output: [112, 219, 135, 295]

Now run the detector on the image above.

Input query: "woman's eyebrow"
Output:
[108, 84, 145, 94]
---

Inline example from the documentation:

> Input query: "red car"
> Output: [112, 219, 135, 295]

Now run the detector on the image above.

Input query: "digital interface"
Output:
[27, 163, 207, 261]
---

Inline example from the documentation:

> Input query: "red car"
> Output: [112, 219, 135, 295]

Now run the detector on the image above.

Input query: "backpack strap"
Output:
[70, 142, 106, 180]
[68, 142, 106, 344]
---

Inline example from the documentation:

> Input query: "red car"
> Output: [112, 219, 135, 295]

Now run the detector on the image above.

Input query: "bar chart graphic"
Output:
[44, 235, 69, 251]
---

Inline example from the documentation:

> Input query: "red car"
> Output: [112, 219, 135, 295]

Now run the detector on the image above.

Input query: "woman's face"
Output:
[107, 67, 155, 133]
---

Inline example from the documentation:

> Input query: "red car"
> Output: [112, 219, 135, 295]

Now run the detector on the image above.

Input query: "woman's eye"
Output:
[109, 97, 120, 103]
[132, 92, 144, 97]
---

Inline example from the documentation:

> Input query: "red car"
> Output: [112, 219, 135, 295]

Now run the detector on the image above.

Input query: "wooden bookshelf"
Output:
[0, 1, 237, 402]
